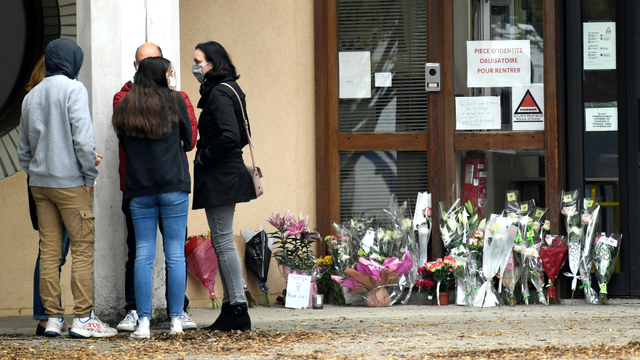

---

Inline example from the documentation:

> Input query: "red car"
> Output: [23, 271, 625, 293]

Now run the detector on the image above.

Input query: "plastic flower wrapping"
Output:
[539, 235, 568, 304]
[472, 223, 515, 307]
[332, 195, 417, 307]
[561, 189, 582, 297]
[185, 232, 220, 309]
[593, 233, 622, 304]
[413, 192, 432, 267]
[578, 198, 600, 304]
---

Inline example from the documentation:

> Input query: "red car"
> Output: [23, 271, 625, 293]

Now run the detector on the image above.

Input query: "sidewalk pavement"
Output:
[2, 299, 640, 359]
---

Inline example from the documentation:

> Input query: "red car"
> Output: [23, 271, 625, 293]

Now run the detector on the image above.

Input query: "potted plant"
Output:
[424, 257, 455, 305]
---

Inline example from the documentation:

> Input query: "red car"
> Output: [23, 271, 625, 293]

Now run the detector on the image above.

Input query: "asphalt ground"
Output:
[2, 299, 640, 359]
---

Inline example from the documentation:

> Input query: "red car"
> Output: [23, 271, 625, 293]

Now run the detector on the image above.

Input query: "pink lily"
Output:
[267, 212, 285, 229]
[285, 218, 308, 239]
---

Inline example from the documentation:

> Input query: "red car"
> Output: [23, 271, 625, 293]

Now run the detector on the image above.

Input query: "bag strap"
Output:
[220, 82, 257, 168]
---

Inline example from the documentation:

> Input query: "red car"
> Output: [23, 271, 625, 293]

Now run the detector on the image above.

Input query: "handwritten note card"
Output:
[285, 274, 312, 309]
[455, 96, 501, 130]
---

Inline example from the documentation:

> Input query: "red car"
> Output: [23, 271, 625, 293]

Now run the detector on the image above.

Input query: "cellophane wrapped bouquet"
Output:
[593, 233, 622, 304]
[333, 196, 416, 307]
[473, 219, 515, 307]
[539, 235, 568, 304]
[579, 198, 601, 304]
[458, 201, 486, 306]
[560, 190, 582, 301]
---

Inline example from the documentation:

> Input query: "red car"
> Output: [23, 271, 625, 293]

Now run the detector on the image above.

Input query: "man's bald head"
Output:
[135, 43, 163, 66]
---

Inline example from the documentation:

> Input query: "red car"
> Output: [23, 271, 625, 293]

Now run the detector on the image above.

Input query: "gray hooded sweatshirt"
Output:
[18, 38, 97, 188]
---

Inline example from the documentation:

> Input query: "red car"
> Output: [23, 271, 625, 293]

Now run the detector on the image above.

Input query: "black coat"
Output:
[192, 78, 256, 209]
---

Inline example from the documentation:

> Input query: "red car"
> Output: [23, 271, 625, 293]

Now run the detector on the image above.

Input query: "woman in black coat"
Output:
[191, 41, 256, 332]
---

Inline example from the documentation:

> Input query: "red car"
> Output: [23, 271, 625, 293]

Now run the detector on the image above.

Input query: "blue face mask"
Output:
[75, 72, 80, 80]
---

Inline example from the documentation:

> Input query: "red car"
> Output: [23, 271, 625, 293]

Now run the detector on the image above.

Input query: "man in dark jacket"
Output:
[113, 42, 198, 331]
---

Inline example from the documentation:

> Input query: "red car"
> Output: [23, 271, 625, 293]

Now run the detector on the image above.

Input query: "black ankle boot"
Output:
[202, 303, 230, 331]
[217, 303, 251, 332]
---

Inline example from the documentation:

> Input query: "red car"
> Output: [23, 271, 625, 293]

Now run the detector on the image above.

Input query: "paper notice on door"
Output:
[585, 107, 618, 132]
[339, 51, 371, 99]
[455, 96, 501, 130]
[375, 72, 392, 87]
[583, 22, 616, 70]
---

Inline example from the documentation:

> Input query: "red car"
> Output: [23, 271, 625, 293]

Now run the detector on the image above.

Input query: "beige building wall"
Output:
[0, 0, 315, 316]
[180, 0, 317, 307]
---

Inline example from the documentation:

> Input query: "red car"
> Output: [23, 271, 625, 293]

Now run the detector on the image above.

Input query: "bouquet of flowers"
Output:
[425, 257, 456, 306]
[513, 202, 532, 304]
[497, 225, 519, 300]
[341, 251, 413, 307]
[579, 198, 600, 304]
[560, 190, 582, 301]
[473, 222, 514, 307]
[324, 234, 351, 277]
[539, 235, 568, 305]
[413, 192, 432, 267]
[185, 232, 220, 309]
[593, 233, 622, 304]
[269, 211, 319, 274]
[439, 199, 464, 254]
[415, 266, 437, 305]
[502, 249, 522, 306]
[315, 255, 345, 305]
[269, 211, 320, 308]
[333, 196, 417, 307]
[456, 201, 486, 306]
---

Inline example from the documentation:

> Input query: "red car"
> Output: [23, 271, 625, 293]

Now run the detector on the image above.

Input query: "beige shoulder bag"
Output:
[220, 82, 263, 197]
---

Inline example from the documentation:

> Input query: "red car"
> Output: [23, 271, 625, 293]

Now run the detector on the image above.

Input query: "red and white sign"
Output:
[467, 40, 531, 88]
[511, 84, 544, 131]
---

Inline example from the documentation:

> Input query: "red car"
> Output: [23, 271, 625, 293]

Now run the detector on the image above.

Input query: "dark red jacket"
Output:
[113, 81, 198, 191]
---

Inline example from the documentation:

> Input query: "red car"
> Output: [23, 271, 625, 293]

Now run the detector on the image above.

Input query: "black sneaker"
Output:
[36, 323, 46, 336]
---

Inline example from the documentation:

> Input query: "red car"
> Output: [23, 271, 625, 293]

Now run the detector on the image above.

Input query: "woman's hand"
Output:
[95, 153, 103, 166]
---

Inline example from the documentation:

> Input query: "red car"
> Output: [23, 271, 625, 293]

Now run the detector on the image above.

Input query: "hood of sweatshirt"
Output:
[45, 38, 84, 79]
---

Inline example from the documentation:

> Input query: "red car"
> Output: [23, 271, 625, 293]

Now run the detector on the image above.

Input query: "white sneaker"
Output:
[130, 317, 150, 339]
[69, 311, 118, 338]
[117, 310, 139, 332]
[180, 312, 197, 330]
[44, 317, 65, 337]
[170, 317, 183, 335]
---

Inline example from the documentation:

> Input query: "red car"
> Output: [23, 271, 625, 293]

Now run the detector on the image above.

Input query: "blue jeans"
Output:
[122, 194, 189, 315]
[130, 192, 189, 318]
[33, 229, 69, 320]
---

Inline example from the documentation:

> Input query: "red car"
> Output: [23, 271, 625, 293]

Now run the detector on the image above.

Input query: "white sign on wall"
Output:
[585, 107, 618, 132]
[583, 22, 616, 70]
[511, 84, 544, 131]
[467, 40, 531, 88]
[455, 96, 501, 130]
[285, 274, 312, 309]
[339, 51, 371, 99]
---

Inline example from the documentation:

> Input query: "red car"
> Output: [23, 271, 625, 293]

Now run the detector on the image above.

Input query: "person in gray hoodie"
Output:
[17, 38, 116, 338]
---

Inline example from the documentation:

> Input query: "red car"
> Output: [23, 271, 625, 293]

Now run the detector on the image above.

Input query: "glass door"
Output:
[565, 0, 638, 297]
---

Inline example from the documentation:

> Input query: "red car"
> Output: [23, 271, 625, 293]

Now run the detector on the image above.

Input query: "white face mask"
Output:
[168, 75, 177, 90]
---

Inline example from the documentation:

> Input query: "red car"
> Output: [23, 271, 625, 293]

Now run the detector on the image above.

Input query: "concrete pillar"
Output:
[77, 0, 181, 321]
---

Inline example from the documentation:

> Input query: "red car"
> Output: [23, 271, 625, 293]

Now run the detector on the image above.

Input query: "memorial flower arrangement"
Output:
[539, 235, 568, 304]
[269, 211, 320, 308]
[269, 211, 319, 273]
[560, 190, 582, 301]
[425, 257, 456, 305]
[415, 266, 437, 305]
[593, 233, 622, 304]
[578, 198, 601, 304]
